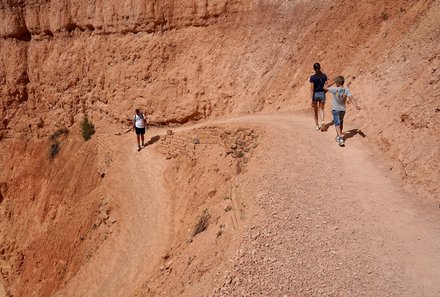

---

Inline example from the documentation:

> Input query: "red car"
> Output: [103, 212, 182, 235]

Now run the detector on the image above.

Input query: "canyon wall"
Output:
[0, 0, 255, 140]
[0, 1, 439, 296]
[0, 0, 428, 199]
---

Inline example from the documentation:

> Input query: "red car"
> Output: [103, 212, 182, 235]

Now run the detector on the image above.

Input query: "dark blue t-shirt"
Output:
[309, 73, 327, 92]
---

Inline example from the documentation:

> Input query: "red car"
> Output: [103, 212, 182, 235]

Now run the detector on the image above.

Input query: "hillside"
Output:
[0, 1, 439, 296]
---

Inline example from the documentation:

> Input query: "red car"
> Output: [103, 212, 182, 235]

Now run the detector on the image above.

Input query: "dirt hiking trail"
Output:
[56, 112, 440, 297]
[53, 140, 171, 297]
[211, 113, 440, 297]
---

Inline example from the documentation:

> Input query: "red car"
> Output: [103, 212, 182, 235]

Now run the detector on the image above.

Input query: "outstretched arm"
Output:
[323, 80, 335, 92]
[348, 96, 361, 110]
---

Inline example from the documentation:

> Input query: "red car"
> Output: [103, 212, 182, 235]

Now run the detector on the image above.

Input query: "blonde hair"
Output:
[335, 76, 345, 85]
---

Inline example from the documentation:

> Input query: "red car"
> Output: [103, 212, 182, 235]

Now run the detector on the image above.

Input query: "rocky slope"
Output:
[1, 0, 439, 197]
[0, 0, 439, 296]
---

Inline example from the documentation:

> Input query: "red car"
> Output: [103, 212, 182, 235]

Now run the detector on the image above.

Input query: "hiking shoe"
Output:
[316, 126, 321, 131]
[335, 136, 340, 142]
[338, 137, 345, 147]
[137, 146, 142, 151]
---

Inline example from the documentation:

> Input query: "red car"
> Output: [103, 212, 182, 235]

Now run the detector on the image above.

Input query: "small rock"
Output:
[250, 232, 260, 240]
[164, 260, 173, 270]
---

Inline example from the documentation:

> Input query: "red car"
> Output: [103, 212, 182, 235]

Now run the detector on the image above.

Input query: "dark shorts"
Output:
[312, 91, 326, 102]
[332, 110, 346, 127]
[135, 127, 146, 135]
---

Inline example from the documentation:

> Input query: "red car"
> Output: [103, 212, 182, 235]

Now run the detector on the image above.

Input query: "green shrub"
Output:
[81, 114, 95, 141]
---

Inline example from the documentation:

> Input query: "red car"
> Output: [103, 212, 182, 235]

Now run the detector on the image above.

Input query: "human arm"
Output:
[323, 80, 335, 92]
[310, 82, 315, 100]
[348, 96, 361, 110]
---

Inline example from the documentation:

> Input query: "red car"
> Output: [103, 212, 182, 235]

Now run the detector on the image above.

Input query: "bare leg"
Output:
[335, 125, 342, 138]
[312, 101, 319, 127]
[137, 135, 141, 147]
[318, 101, 325, 128]
[141, 134, 145, 147]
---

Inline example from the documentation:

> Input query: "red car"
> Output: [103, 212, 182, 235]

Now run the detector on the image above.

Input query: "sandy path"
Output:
[53, 133, 171, 297]
[53, 112, 440, 297]
[217, 113, 440, 296]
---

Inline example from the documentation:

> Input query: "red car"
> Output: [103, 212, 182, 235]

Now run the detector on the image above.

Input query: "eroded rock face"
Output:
[1, 0, 440, 196]
[0, 0, 248, 37]
[0, 0, 256, 139]
[0, 1, 440, 297]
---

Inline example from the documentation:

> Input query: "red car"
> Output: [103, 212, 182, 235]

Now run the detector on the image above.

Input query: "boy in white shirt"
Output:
[324, 76, 361, 147]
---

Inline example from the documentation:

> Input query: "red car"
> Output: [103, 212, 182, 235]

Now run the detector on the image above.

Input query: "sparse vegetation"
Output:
[81, 113, 95, 141]
[49, 127, 69, 141]
[381, 11, 389, 20]
[49, 141, 60, 159]
[192, 209, 210, 237]
[48, 127, 68, 160]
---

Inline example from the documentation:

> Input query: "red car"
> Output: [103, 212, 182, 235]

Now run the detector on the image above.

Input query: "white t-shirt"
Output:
[134, 113, 145, 128]
[328, 87, 352, 111]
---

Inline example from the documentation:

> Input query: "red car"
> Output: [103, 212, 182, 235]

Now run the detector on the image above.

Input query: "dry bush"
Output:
[192, 209, 211, 237]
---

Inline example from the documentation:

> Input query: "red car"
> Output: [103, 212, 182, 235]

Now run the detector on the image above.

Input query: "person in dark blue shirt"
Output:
[309, 63, 328, 131]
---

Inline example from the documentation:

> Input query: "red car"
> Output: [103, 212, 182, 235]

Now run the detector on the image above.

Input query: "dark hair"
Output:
[135, 109, 140, 113]
[313, 63, 321, 71]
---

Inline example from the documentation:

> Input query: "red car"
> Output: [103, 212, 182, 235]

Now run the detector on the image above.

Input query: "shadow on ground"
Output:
[344, 129, 367, 139]
[145, 135, 160, 146]
[321, 120, 334, 132]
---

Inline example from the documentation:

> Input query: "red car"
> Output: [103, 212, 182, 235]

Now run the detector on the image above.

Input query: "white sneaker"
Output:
[338, 137, 345, 146]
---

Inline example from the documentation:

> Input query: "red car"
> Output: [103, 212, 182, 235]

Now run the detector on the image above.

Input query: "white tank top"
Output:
[134, 114, 145, 128]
